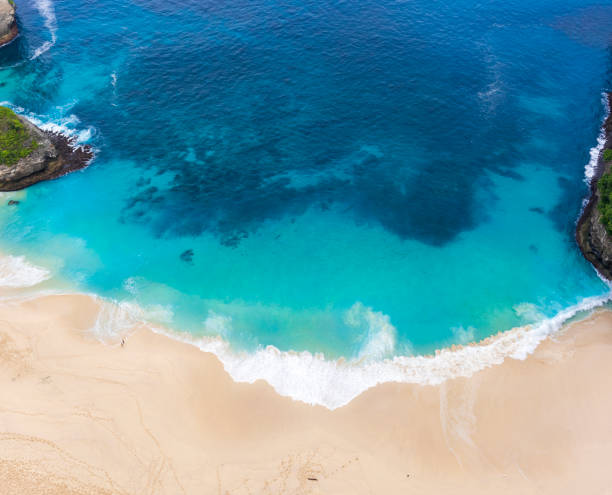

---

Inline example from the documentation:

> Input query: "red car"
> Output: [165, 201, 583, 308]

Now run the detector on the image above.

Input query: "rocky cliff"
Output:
[0, 106, 93, 192]
[576, 93, 612, 280]
[0, 0, 17, 47]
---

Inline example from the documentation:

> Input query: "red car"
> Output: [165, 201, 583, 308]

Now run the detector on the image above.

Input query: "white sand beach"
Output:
[0, 292, 611, 494]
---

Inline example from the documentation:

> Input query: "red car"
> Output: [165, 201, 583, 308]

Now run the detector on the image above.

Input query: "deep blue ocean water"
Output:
[1, 0, 612, 380]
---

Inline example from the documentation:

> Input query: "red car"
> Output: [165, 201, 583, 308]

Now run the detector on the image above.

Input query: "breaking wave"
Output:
[584, 93, 610, 185]
[0, 102, 97, 149]
[0, 255, 50, 288]
[86, 290, 612, 410]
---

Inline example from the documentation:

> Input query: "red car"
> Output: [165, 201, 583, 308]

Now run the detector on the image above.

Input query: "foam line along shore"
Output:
[0, 286, 612, 493]
[0, 250, 610, 409]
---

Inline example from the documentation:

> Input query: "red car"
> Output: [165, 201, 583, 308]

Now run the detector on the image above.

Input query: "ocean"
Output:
[0, 0, 611, 407]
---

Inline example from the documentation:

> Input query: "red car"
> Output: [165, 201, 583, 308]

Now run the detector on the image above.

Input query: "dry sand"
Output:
[0, 293, 611, 494]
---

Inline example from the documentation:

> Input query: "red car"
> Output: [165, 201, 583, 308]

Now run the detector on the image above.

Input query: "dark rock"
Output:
[576, 92, 612, 280]
[7, 199, 18, 205]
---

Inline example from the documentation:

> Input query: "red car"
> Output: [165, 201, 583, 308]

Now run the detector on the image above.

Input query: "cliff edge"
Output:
[0, 106, 93, 191]
[0, 0, 17, 47]
[576, 93, 612, 280]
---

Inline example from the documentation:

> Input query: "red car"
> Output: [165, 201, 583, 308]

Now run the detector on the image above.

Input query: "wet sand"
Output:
[0, 293, 611, 494]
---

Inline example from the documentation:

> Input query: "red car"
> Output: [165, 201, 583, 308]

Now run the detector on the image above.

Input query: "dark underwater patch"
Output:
[180, 249, 194, 263]
[63, 0, 602, 248]
[549, 176, 586, 235]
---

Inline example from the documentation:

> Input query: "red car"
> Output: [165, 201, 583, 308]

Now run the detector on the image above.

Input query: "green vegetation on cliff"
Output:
[0, 106, 38, 167]
[598, 171, 612, 234]
[604, 149, 612, 162]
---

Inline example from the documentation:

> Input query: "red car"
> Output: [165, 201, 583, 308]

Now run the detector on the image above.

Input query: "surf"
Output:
[31, 0, 57, 60]
[72, 286, 612, 410]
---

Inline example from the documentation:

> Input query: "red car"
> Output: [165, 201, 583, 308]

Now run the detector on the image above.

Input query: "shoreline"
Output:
[576, 92, 612, 279]
[0, 243, 610, 409]
[0, 118, 94, 192]
[1, 1, 610, 491]
[0, 291, 611, 493]
[1, 267, 610, 409]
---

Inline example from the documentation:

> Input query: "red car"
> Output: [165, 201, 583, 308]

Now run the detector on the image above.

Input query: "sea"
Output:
[0, 0, 611, 407]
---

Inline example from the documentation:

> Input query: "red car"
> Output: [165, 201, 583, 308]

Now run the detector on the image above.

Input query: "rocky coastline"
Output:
[0, 109, 93, 192]
[0, 0, 18, 47]
[576, 92, 612, 280]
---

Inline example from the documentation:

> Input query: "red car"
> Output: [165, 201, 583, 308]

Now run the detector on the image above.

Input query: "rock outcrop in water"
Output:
[576, 92, 612, 280]
[0, 106, 93, 191]
[0, 0, 17, 47]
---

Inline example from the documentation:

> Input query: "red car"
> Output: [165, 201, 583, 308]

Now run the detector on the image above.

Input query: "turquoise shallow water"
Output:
[0, 0, 611, 394]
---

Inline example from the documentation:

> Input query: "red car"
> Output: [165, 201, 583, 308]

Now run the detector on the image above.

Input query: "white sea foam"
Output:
[146, 304, 174, 324]
[203, 311, 232, 338]
[344, 302, 398, 361]
[584, 131, 607, 184]
[2, 255, 610, 409]
[0, 102, 96, 149]
[0, 255, 50, 288]
[123, 277, 138, 294]
[28, 113, 94, 145]
[90, 299, 143, 341]
[513, 301, 545, 322]
[89, 298, 175, 341]
[451, 325, 476, 345]
[477, 45, 504, 113]
[144, 292, 611, 409]
[584, 93, 610, 185]
[31, 0, 58, 60]
[8, 257, 604, 409]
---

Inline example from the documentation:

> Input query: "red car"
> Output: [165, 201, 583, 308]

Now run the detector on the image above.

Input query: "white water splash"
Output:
[31, 0, 58, 60]
[144, 292, 611, 409]
[27, 113, 94, 145]
[584, 93, 610, 185]
[0, 279, 598, 409]
[0, 255, 50, 288]
[1, 250, 609, 409]
[584, 131, 607, 184]
[90, 299, 143, 341]
[0, 102, 96, 147]
[344, 302, 398, 361]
